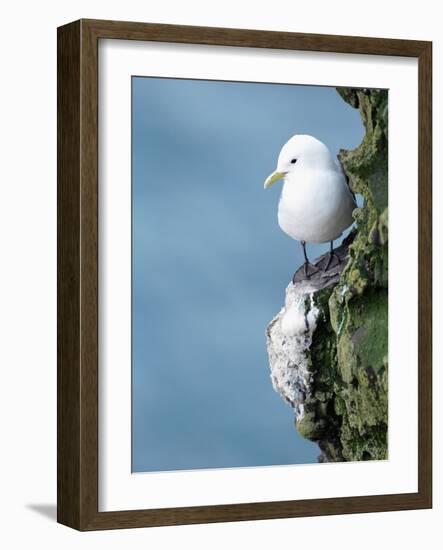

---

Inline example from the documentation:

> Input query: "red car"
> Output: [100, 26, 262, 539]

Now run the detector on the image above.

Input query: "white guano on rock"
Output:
[266, 280, 320, 421]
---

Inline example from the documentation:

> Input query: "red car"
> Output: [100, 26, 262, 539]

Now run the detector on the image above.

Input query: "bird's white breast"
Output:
[277, 167, 355, 244]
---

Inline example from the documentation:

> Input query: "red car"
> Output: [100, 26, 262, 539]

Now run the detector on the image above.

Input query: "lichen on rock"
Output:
[266, 87, 388, 462]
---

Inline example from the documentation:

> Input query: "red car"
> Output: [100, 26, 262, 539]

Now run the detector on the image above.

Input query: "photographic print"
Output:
[131, 77, 388, 472]
[58, 19, 432, 530]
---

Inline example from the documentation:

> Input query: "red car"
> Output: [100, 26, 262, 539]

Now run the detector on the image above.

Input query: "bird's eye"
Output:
[290, 158, 297, 164]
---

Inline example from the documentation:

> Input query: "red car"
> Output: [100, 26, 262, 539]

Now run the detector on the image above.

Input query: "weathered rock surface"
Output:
[266, 88, 388, 462]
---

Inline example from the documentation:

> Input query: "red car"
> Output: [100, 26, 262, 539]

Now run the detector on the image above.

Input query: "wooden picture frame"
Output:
[57, 18, 432, 530]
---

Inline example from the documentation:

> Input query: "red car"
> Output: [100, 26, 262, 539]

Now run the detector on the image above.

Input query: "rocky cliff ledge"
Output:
[266, 88, 388, 462]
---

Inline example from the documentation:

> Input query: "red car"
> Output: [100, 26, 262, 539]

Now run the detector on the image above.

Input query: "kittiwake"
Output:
[264, 134, 356, 279]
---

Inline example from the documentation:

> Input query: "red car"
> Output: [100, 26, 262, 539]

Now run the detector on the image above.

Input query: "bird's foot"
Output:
[293, 261, 319, 283]
[305, 261, 319, 279]
[323, 250, 341, 272]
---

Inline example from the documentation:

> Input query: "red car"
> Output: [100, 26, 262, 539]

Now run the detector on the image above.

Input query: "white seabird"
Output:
[264, 134, 356, 278]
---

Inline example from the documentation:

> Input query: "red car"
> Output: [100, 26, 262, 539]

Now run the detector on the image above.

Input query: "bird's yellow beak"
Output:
[263, 171, 286, 189]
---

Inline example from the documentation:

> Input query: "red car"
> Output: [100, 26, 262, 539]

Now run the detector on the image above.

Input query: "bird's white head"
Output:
[263, 134, 333, 189]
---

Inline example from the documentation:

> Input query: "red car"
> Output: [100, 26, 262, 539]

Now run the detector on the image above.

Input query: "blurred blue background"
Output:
[132, 77, 364, 472]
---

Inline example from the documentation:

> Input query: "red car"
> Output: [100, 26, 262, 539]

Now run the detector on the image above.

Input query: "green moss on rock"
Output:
[330, 87, 388, 461]
[296, 88, 388, 461]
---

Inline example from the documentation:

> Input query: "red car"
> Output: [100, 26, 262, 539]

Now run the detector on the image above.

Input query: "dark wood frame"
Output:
[57, 18, 432, 531]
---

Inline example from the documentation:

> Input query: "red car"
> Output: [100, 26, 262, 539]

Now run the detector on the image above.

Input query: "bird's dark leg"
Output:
[301, 240, 309, 277]
[323, 240, 340, 272]
[300, 240, 318, 280]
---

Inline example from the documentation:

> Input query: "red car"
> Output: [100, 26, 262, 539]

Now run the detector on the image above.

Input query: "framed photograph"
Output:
[57, 19, 432, 530]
